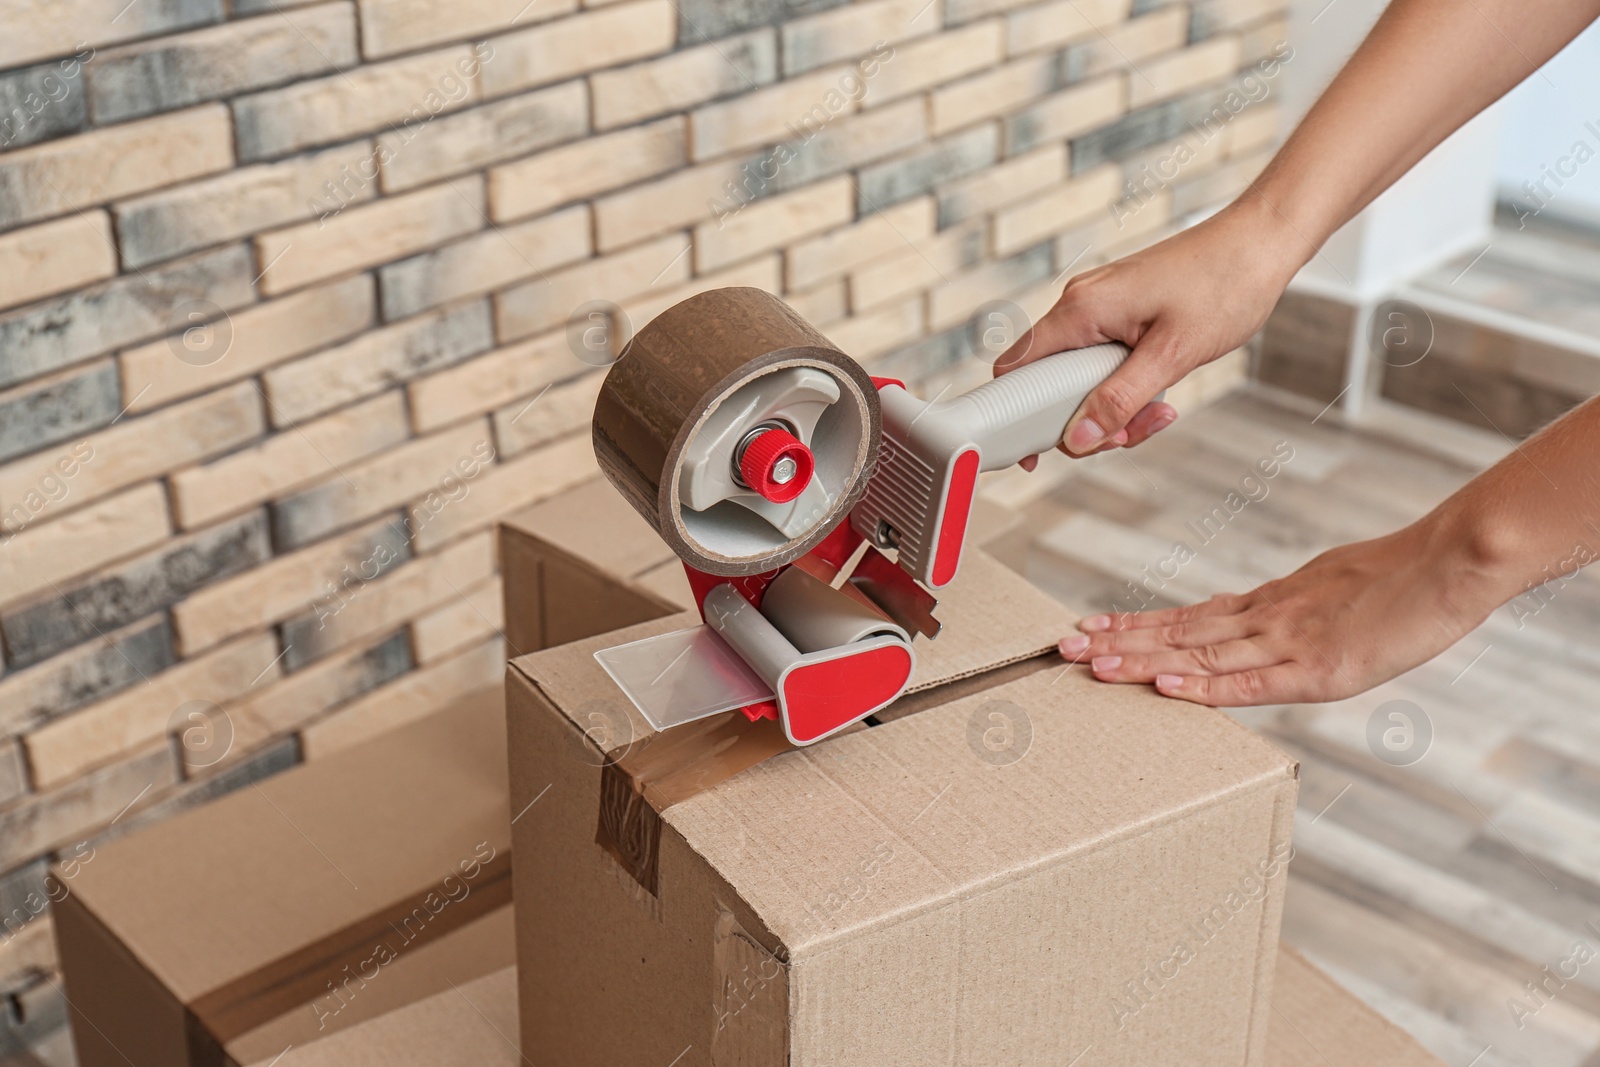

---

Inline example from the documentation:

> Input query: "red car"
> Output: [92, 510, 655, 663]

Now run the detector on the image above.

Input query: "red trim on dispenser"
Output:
[931, 448, 979, 587]
[780, 643, 914, 744]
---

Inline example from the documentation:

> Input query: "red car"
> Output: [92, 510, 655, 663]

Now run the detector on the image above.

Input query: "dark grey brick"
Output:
[677, 0, 848, 45]
[278, 527, 415, 671]
[0, 359, 118, 466]
[0, 860, 49, 944]
[88, 6, 354, 124]
[0, 616, 174, 735]
[1, 511, 269, 668]
[1130, 0, 1176, 13]
[857, 124, 998, 212]
[873, 325, 972, 388]
[1068, 99, 1187, 173]
[772, 100, 926, 194]
[0, 243, 255, 390]
[0, 744, 179, 871]
[0, 59, 87, 151]
[1053, 42, 1094, 88]
[2, 974, 68, 1053]
[0, 741, 23, 809]
[107, 736, 300, 842]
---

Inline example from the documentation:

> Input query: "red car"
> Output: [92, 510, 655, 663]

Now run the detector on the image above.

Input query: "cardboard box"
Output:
[507, 549, 1301, 1065]
[54, 687, 516, 1067]
[239, 948, 1444, 1067]
[241, 967, 522, 1067]
[499, 476, 690, 656]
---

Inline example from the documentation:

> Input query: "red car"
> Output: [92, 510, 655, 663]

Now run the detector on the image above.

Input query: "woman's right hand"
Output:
[994, 195, 1312, 463]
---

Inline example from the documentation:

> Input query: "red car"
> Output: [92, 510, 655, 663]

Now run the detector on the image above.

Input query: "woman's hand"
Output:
[994, 196, 1310, 463]
[1057, 519, 1503, 706]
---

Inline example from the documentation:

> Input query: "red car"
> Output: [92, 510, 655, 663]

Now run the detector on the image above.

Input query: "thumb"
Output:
[992, 290, 1112, 377]
[1062, 327, 1180, 455]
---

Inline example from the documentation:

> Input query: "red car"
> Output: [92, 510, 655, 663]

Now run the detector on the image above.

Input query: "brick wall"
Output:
[0, 0, 1288, 1036]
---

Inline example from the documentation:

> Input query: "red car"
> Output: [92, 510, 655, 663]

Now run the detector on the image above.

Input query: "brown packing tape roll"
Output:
[592, 287, 881, 577]
[180, 849, 513, 1062]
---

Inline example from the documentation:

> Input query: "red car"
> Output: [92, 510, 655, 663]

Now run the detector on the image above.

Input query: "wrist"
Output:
[1221, 186, 1320, 286]
[1413, 501, 1526, 626]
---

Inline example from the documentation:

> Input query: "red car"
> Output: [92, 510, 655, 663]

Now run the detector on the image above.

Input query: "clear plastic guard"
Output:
[593, 625, 775, 732]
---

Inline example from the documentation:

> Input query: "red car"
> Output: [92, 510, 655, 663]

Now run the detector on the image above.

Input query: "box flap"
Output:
[65, 688, 511, 1007]
[1268, 946, 1444, 1065]
[501, 475, 674, 581]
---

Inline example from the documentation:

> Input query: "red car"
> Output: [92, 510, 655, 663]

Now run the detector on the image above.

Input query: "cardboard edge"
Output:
[1242, 776, 1300, 1066]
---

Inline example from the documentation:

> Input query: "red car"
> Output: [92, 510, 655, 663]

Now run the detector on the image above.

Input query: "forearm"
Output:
[1421, 395, 1600, 622]
[1235, 0, 1600, 268]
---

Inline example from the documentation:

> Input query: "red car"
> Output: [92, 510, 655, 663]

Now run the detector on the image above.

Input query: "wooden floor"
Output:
[981, 384, 1600, 1067]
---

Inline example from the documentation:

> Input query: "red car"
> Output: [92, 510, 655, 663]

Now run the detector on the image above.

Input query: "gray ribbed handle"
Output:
[944, 343, 1130, 470]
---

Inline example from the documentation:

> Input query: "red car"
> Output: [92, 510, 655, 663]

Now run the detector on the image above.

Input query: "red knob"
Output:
[739, 428, 814, 503]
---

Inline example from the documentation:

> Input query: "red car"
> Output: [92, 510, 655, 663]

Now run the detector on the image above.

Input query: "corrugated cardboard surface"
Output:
[508, 549, 1299, 1066]
[1266, 947, 1444, 1065]
[499, 476, 686, 655]
[237, 946, 1445, 1067]
[240, 967, 521, 1067]
[55, 687, 516, 1067]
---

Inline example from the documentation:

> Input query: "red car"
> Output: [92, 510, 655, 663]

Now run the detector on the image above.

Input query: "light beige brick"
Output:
[1081, 7, 1189, 78]
[115, 141, 378, 270]
[173, 517, 405, 654]
[690, 65, 862, 162]
[592, 29, 777, 130]
[0, 917, 55, 979]
[233, 46, 483, 161]
[945, 0, 1038, 21]
[378, 80, 588, 192]
[1128, 36, 1242, 108]
[781, 0, 937, 74]
[489, 117, 685, 222]
[496, 234, 689, 341]
[593, 156, 752, 251]
[1098, 188, 1174, 256]
[851, 219, 987, 310]
[358, 0, 578, 58]
[994, 162, 1121, 254]
[287, 530, 494, 666]
[0, 212, 116, 314]
[830, 298, 925, 363]
[694, 177, 853, 272]
[255, 177, 486, 296]
[277, 420, 493, 546]
[122, 274, 375, 414]
[1004, 73, 1127, 155]
[263, 300, 493, 427]
[412, 577, 502, 663]
[937, 144, 1066, 225]
[0, 105, 233, 230]
[302, 635, 502, 758]
[773, 95, 927, 190]
[412, 431, 597, 551]
[3, 2, 203, 74]
[171, 391, 410, 529]
[784, 279, 848, 327]
[861, 21, 1003, 108]
[0, 382, 263, 523]
[0, 483, 170, 610]
[1239, 18, 1290, 64]
[407, 331, 572, 432]
[785, 196, 935, 290]
[1226, 102, 1281, 157]
[90, 4, 359, 123]
[928, 246, 1053, 330]
[1171, 148, 1269, 218]
[618, 253, 782, 329]
[380, 204, 591, 319]
[1193, 0, 1281, 35]
[930, 55, 1056, 136]
[493, 371, 601, 458]
[24, 632, 281, 791]
[1005, 0, 1129, 54]
[0, 743, 176, 871]
[479, 0, 675, 98]
[230, 631, 403, 744]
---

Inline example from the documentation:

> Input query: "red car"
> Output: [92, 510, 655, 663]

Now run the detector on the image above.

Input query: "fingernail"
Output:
[1092, 656, 1121, 672]
[1065, 417, 1105, 454]
[1080, 614, 1111, 632]
[1060, 634, 1090, 655]
[1149, 413, 1176, 436]
[1110, 428, 1129, 447]
[1156, 674, 1183, 689]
